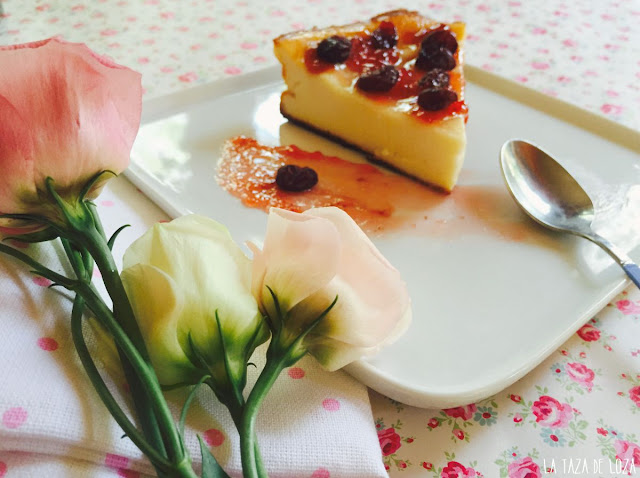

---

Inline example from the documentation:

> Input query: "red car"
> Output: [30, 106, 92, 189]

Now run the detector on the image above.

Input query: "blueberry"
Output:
[418, 69, 450, 89]
[371, 21, 398, 49]
[356, 65, 399, 92]
[275, 164, 318, 192]
[415, 47, 456, 71]
[417, 87, 458, 111]
[421, 29, 458, 55]
[316, 35, 352, 63]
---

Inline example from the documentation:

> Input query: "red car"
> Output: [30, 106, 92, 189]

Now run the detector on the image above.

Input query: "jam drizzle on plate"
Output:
[217, 136, 554, 244]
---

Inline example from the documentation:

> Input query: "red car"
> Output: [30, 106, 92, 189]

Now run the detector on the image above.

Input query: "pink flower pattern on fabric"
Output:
[531, 396, 573, 428]
[378, 428, 401, 457]
[616, 299, 640, 315]
[576, 323, 601, 342]
[564, 362, 595, 392]
[629, 386, 640, 408]
[507, 457, 541, 478]
[614, 440, 640, 466]
[441, 461, 478, 478]
[443, 405, 477, 421]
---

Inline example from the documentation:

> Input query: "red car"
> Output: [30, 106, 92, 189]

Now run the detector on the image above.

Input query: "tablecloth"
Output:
[1, 0, 639, 477]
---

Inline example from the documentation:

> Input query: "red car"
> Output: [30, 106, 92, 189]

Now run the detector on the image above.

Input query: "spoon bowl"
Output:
[500, 139, 640, 289]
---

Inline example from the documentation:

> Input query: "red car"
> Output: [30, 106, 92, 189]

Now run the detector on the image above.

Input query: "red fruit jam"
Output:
[217, 137, 543, 242]
[217, 136, 441, 234]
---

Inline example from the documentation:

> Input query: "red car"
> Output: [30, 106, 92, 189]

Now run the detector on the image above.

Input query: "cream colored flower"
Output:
[121, 215, 267, 387]
[249, 207, 411, 371]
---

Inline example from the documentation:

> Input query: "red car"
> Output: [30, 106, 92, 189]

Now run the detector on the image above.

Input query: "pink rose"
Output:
[629, 386, 640, 407]
[616, 300, 640, 315]
[0, 37, 141, 235]
[249, 207, 411, 371]
[508, 457, 541, 478]
[428, 418, 440, 428]
[576, 324, 601, 342]
[614, 440, 640, 466]
[565, 362, 595, 391]
[443, 404, 477, 420]
[441, 461, 477, 478]
[377, 427, 402, 456]
[531, 396, 573, 428]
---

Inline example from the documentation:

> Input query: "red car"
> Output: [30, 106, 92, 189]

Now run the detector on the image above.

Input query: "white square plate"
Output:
[127, 66, 640, 408]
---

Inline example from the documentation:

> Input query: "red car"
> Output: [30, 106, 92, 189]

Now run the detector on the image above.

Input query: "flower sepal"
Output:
[265, 287, 339, 368]
[0, 171, 117, 241]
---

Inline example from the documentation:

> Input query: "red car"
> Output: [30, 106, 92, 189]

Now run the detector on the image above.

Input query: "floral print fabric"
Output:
[372, 295, 640, 476]
[0, 0, 638, 476]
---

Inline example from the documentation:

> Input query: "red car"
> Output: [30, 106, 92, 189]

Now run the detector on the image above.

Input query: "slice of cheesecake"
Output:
[273, 9, 467, 192]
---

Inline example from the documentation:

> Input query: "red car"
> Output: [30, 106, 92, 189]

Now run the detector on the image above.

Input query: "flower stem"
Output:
[77, 279, 199, 478]
[84, 204, 172, 468]
[239, 294, 338, 478]
[76, 278, 190, 470]
[206, 380, 267, 478]
[62, 239, 173, 478]
[70, 295, 174, 473]
[76, 207, 187, 467]
[240, 345, 293, 478]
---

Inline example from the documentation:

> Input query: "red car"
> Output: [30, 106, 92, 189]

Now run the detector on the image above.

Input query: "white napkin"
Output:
[0, 177, 386, 478]
[0, 451, 153, 477]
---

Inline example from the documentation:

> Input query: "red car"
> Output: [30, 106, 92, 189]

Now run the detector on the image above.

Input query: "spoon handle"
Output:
[586, 232, 640, 289]
[622, 263, 640, 290]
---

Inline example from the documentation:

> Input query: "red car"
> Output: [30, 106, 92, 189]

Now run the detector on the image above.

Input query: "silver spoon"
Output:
[500, 139, 640, 289]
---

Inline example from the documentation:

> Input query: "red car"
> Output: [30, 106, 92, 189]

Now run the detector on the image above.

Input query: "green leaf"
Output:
[198, 436, 230, 478]
[161, 381, 196, 392]
[0, 242, 76, 289]
[2, 227, 59, 243]
[179, 375, 210, 438]
[107, 224, 130, 250]
[79, 170, 116, 200]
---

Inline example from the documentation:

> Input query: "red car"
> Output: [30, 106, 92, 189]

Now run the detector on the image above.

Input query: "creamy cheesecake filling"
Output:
[274, 10, 467, 192]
